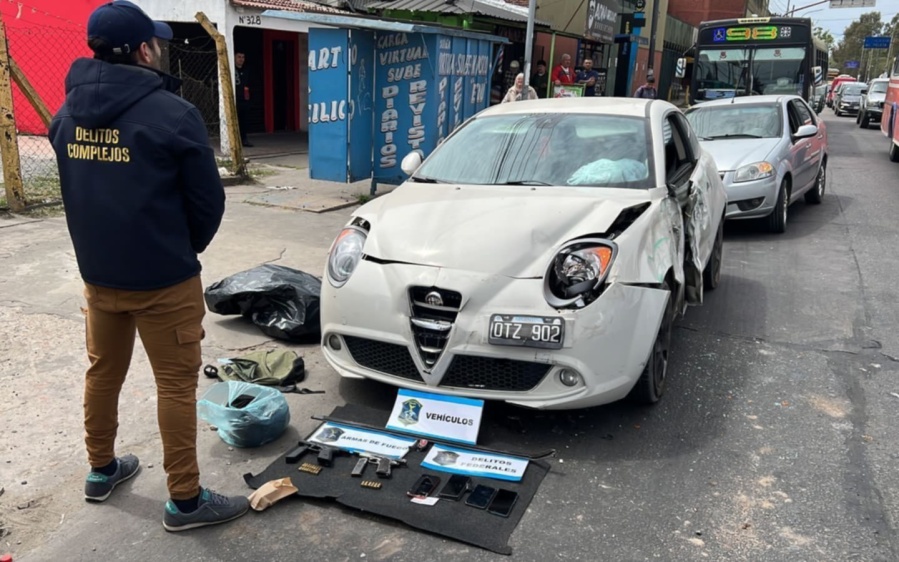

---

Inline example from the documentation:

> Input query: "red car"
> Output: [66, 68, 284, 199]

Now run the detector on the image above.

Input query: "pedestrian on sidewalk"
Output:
[234, 50, 254, 147]
[48, 0, 248, 532]
[634, 74, 658, 99]
[502, 73, 538, 103]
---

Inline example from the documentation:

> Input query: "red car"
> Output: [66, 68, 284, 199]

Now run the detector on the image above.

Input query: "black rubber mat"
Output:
[244, 403, 551, 555]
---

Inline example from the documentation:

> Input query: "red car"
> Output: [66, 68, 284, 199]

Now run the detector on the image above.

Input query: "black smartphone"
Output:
[487, 489, 518, 518]
[438, 474, 471, 501]
[464, 484, 496, 509]
[407, 474, 441, 498]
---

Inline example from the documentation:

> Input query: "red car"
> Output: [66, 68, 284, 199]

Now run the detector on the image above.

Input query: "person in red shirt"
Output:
[552, 54, 575, 86]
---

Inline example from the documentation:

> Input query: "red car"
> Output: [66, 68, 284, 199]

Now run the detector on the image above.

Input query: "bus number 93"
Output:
[727, 26, 778, 41]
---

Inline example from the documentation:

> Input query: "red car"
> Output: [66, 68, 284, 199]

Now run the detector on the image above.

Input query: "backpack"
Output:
[210, 349, 306, 387]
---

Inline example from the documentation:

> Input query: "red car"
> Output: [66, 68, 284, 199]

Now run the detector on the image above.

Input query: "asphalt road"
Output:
[8, 110, 899, 562]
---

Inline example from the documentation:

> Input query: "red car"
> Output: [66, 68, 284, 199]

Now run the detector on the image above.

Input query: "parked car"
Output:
[858, 78, 889, 128]
[812, 84, 827, 113]
[320, 99, 728, 410]
[827, 74, 856, 107]
[834, 82, 867, 117]
[684, 95, 827, 234]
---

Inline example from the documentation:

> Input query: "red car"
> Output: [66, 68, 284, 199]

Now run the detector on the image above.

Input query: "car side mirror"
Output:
[862, 89, 868, 95]
[793, 124, 817, 140]
[401, 151, 423, 176]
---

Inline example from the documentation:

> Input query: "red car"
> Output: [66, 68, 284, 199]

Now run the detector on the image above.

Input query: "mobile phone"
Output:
[487, 489, 519, 518]
[438, 474, 471, 501]
[464, 484, 496, 509]
[407, 474, 441, 498]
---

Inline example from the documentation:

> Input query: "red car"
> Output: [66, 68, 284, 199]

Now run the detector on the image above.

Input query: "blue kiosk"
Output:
[262, 11, 508, 188]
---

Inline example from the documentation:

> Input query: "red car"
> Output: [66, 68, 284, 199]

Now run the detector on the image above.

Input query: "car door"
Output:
[663, 110, 715, 303]
[790, 98, 824, 191]
[786, 99, 816, 196]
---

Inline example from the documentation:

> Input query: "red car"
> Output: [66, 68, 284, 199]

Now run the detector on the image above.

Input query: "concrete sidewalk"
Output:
[0, 170, 405, 561]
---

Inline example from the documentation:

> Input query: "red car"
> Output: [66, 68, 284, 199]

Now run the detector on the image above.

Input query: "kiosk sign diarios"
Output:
[373, 33, 492, 184]
[307, 27, 500, 185]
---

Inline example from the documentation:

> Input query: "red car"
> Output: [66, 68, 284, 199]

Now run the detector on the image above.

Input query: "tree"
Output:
[831, 12, 884, 78]
[814, 26, 835, 52]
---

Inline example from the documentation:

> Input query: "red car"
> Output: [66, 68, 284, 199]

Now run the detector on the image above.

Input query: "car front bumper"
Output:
[320, 261, 669, 410]
[839, 102, 860, 114]
[719, 173, 780, 220]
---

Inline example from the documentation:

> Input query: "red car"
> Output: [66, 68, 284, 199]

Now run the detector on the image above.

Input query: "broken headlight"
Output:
[544, 239, 617, 309]
[327, 225, 367, 288]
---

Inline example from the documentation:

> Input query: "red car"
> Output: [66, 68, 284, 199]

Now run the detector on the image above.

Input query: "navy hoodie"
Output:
[49, 58, 225, 291]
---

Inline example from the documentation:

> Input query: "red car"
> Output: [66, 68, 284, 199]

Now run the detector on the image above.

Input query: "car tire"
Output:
[629, 281, 675, 405]
[768, 180, 789, 234]
[860, 112, 870, 128]
[835, 107, 841, 117]
[856, 111, 862, 125]
[804, 161, 826, 204]
[890, 140, 899, 163]
[703, 217, 724, 291]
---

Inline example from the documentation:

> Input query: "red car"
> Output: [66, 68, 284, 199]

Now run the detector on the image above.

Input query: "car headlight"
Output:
[733, 161, 774, 183]
[327, 225, 367, 287]
[544, 239, 617, 309]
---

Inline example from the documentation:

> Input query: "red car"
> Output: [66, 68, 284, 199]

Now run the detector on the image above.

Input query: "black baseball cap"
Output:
[87, 0, 173, 55]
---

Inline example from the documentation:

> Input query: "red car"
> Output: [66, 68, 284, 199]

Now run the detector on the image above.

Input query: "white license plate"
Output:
[488, 314, 564, 350]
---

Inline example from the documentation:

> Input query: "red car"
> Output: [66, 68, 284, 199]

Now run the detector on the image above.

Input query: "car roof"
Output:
[687, 95, 796, 108]
[476, 97, 658, 118]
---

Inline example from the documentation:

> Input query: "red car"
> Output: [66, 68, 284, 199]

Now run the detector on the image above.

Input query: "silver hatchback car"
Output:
[684, 95, 827, 233]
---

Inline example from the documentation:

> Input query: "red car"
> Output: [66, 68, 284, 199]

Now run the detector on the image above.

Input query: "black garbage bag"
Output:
[204, 264, 321, 341]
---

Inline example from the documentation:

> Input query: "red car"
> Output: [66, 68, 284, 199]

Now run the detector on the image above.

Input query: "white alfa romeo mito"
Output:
[320, 98, 727, 410]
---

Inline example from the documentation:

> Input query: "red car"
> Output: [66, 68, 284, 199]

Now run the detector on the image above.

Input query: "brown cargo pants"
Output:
[82, 275, 205, 500]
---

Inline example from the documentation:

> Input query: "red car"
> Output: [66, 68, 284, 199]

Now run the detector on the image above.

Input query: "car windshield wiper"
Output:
[494, 180, 553, 186]
[703, 133, 764, 140]
[408, 175, 443, 183]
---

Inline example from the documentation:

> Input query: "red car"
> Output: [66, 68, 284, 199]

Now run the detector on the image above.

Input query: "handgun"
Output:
[285, 441, 342, 467]
[360, 453, 407, 479]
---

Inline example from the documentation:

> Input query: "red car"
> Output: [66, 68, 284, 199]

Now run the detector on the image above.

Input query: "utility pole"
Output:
[648, 0, 659, 72]
[524, 0, 537, 88]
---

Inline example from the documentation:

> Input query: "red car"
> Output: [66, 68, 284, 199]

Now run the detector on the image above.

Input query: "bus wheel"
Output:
[890, 140, 899, 163]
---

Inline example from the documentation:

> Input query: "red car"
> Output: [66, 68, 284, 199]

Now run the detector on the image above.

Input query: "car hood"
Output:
[698, 138, 781, 173]
[868, 92, 887, 102]
[841, 93, 862, 102]
[355, 184, 655, 278]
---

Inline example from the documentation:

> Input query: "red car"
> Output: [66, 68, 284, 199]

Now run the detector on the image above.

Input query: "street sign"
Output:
[829, 0, 876, 8]
[864, 36, 891, 49]
[845, 60, 859, 68]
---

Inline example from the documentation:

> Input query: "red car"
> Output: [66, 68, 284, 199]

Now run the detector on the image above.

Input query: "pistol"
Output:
[285, 441, 342, 467]
[361, 453, 406, 479]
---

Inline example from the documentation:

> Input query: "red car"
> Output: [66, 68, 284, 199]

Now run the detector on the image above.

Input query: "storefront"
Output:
[259, 11, 507, 185]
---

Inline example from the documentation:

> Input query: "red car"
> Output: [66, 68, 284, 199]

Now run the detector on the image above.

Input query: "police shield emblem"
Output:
[317, 426, 345, 443]
[398, 399, 423, 425]
[433, 450, 460, 466]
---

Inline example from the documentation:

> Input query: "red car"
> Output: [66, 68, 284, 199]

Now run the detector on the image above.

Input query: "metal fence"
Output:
[1, 23, 222, 209]
[4, 23, 83, 206]
[167, 39, 221, 137]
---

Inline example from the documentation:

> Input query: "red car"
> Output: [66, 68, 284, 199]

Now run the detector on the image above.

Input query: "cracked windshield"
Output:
[413, 114, 654, 188]
[694, 47, 806, 101]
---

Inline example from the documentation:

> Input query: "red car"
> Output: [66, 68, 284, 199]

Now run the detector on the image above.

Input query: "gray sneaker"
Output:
[162, 488, 250, 532]
[84, 454, 141, 502]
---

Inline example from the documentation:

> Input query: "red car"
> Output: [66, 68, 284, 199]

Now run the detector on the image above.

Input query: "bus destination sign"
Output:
[701, 24, 810, 45]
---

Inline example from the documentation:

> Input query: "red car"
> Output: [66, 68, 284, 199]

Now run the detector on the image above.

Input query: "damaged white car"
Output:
[320, 98, 727, 410]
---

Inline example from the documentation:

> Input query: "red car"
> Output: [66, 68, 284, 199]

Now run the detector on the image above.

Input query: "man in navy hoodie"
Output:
[49, 0, 247, 532]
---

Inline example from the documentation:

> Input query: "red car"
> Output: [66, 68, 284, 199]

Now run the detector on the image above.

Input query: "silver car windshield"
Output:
[869, 82, 888, 94]
[412, 114, 655, 188]
[842, 84, 866, 95]
[685, 103, 782, 140]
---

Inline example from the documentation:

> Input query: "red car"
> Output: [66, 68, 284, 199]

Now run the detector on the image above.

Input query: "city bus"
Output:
[683, 16, 827, 105]
[883, 54, 899, 161]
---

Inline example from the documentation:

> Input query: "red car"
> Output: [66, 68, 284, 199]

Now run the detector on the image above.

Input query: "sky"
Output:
[767, 0, 899, 41]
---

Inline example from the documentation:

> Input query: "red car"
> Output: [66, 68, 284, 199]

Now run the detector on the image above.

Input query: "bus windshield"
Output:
[695, 47, 806, 100]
